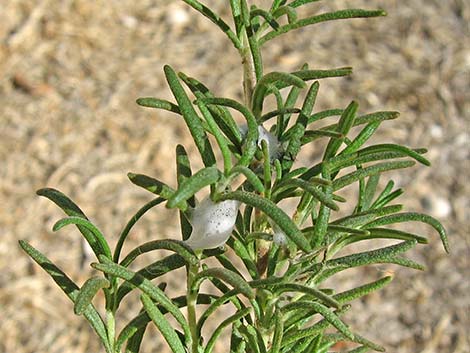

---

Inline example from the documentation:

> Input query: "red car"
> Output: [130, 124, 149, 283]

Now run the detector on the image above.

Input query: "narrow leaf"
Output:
[167, 166, 221, 209]
[116, 254, 186, 306]
[201, 97, 258, 167]
[252, 72, 306, 118]
[164, 65, 216, 167]
[92, 256, 191, 341]
[260, 9, 386, 45]
[274, 178, 338, 210]
[323, 101, 358, 160]
[364, 212, 449, 252]
[218, 191, 311, 252]
[332, 161, 416, 191]
[271, 308, 284, 353]
[281, 301, 354, 340]
[136, 97, 181, 114]
[18, 240, 111, 352]
[114, 197, 165, 263]
[230, 166, 265, 193]
[53, 216, 112, 260]
[127, 173, 175, 200]
[74, 277, 110, 315]
[193, 267, 254, 299]
[273, 283, 341, 308]
[120, 239, 198, 268]
[205, 308, 252, 353]
[333, 276, 393, 304]
[141, 294, 186, 353]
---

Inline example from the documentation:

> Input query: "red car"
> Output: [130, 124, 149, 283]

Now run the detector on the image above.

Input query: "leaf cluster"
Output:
[20, 1, 448, 353]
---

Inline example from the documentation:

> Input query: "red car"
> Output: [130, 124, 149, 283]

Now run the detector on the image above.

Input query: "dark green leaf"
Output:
[282, 301, 354, 340]
[201, 97, 258, 167]
[53, 216, 112, 260]
[120, 239, 198, 268]
[260, 9, 386, 45]
[332, 161, 416, 191]
[205, 307, 252, 353]
[141, 294, 186, 353]
[192, 267, 254, 299]
[181, 0, 241, 49]
[167, 166, 221, 209]
[18, 240, 111, 353]
[74, 277, 110, 315]
[114, 197, 165, 263]
[164, 65, 216, 167]
[252, 72, 306, 118]
[364, 212, 449, 252]
[274, 178, 338, 210]
[273, 68, 352, 91]
[230, 166, 265, 193]
[127, 173, 175, 200]
[136, 97, 181, 114]
[333, 276, 393, 304]
[92, 256, 191, 340]
[218, 191, 311, 252]
[323, 101, 358, 160]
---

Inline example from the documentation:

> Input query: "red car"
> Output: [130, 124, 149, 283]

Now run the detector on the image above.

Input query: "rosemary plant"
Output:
[20, 1, 449, 353]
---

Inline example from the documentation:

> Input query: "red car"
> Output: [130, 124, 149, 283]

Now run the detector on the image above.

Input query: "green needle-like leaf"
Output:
[120, 239, 198, 268]
[197, 100, 233, 174]
[36, 188, 87, 218]
[201, 97, 258, 167]
[136, 97, 181, 114]
[116, 254, 187, 307]
[271, 308, 284, 353]
[282, 301, 354, 340]
[18, 240, 111, 353]
[308, 240, 422, 281]
[229, 166, 265, 193]
[164, 65, 216, 167]
[273, 283, 341, 308]
[167, 166, 221, 209]
[179, 72, 242, 148]
[274, 178, 338, 210]
[218, 191, 311, 252]
[114, 197, 165, 263]
[364, 212, 449, 252]
[332, 161, 416, 191]
[92, 256, 191, 342]
[205, 307, 252, 353]
[182, 0, 241, 49]
[274, 68, 352, 90]
[53, 216, 112, 260]
[193, 267, 254, 299]
[176, 144, 194, 240]
[141, 294, 186, 353]
[323, 101, 358, 160]
[260, 9, 386, 45]
[127, 173, 175, 200]
[333, 276, 393, 304]
[252, 72, 306, 118]
[250, 8, 280, 30]
[74, 277, 110, 315]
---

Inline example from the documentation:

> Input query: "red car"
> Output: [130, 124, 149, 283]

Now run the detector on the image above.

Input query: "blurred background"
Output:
[1, 0, 468, 352]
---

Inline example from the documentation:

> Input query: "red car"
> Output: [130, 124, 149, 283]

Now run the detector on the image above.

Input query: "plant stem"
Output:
[187, 262, 200, 353]
[106, 309, 116, 352]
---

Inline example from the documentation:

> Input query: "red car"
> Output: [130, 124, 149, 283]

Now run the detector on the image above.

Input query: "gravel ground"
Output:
[1, 1, 468, 352]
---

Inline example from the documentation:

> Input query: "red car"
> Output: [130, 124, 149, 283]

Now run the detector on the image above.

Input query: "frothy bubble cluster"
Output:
[240, 125, 282, 161]
[185, 197, 240, 250]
